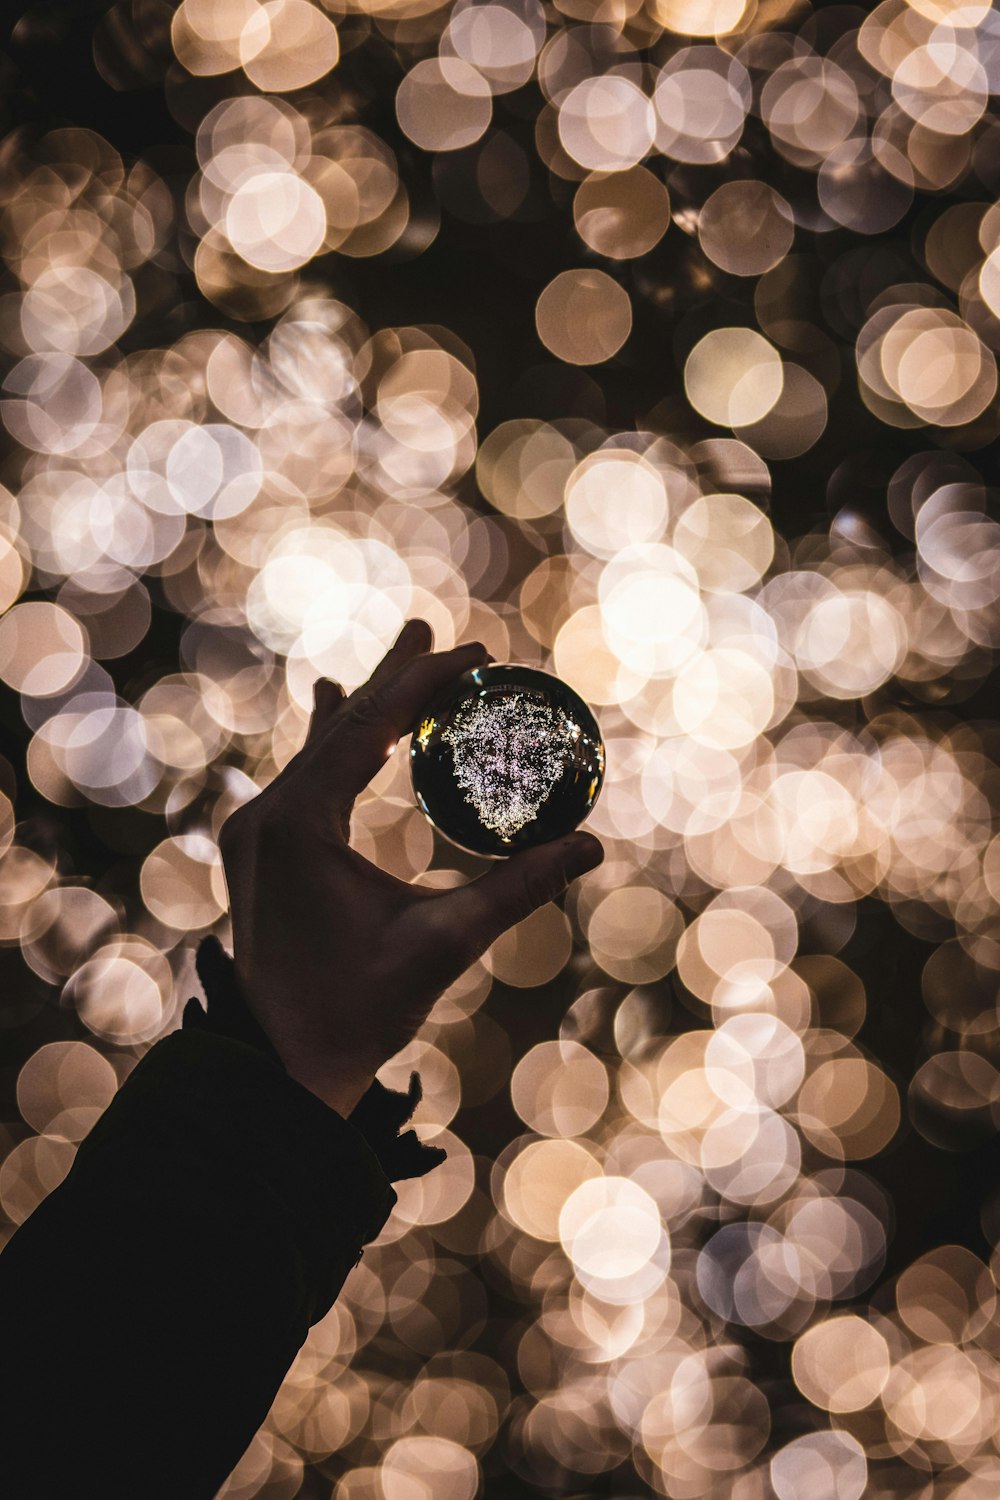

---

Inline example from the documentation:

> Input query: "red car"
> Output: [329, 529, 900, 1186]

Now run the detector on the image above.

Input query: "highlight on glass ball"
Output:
[410, 664, 605, 858]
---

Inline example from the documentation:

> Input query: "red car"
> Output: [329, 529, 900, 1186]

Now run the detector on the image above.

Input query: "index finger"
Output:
[323, 640, 489, 806]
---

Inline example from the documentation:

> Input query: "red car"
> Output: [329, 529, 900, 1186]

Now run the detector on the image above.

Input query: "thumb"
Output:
[445, 832, 604, 958]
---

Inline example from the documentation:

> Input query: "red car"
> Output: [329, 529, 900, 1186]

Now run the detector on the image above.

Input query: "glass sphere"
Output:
[410, 663, 605, 858]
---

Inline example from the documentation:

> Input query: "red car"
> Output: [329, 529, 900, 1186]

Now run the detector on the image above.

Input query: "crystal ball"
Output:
[410, 663, 605, 858]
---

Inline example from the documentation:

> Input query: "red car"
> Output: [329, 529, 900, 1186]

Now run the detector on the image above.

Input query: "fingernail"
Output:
[456, 639, 487, 656]
[563, 833, 604, 875]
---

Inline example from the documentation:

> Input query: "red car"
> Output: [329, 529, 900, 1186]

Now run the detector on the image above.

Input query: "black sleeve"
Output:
[0, 1027, 398, 1500]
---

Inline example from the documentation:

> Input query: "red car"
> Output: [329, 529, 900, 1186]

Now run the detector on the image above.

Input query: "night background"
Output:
[1, 0, 1000, 1495]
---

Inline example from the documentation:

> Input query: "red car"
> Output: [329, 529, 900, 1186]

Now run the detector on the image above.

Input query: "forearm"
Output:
[0, 1028, 396, 1500]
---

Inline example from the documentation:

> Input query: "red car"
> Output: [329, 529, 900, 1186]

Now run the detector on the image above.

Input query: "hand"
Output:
[218, 620, 604, 1116]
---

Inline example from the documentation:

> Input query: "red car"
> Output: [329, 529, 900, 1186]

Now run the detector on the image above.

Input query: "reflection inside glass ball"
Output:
[410, 664, 605, 857]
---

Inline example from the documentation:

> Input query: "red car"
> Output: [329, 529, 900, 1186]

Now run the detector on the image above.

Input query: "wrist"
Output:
[279, 1055, 378, 1118]
[228, 954, 379, 1116]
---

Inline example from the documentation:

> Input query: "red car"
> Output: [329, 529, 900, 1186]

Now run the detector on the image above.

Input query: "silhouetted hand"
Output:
[218, 620, 604, 1115]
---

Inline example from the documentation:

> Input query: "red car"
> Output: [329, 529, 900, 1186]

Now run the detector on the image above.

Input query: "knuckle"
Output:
[345, 688, 389, 730]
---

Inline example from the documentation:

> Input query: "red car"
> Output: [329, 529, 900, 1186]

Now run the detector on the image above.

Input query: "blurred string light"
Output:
[0, 0, 999, 1496]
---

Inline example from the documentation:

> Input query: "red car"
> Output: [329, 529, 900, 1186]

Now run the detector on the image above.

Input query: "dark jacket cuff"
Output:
[73, 1027, 397, 1322]
[183, 935, 447, 1183]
